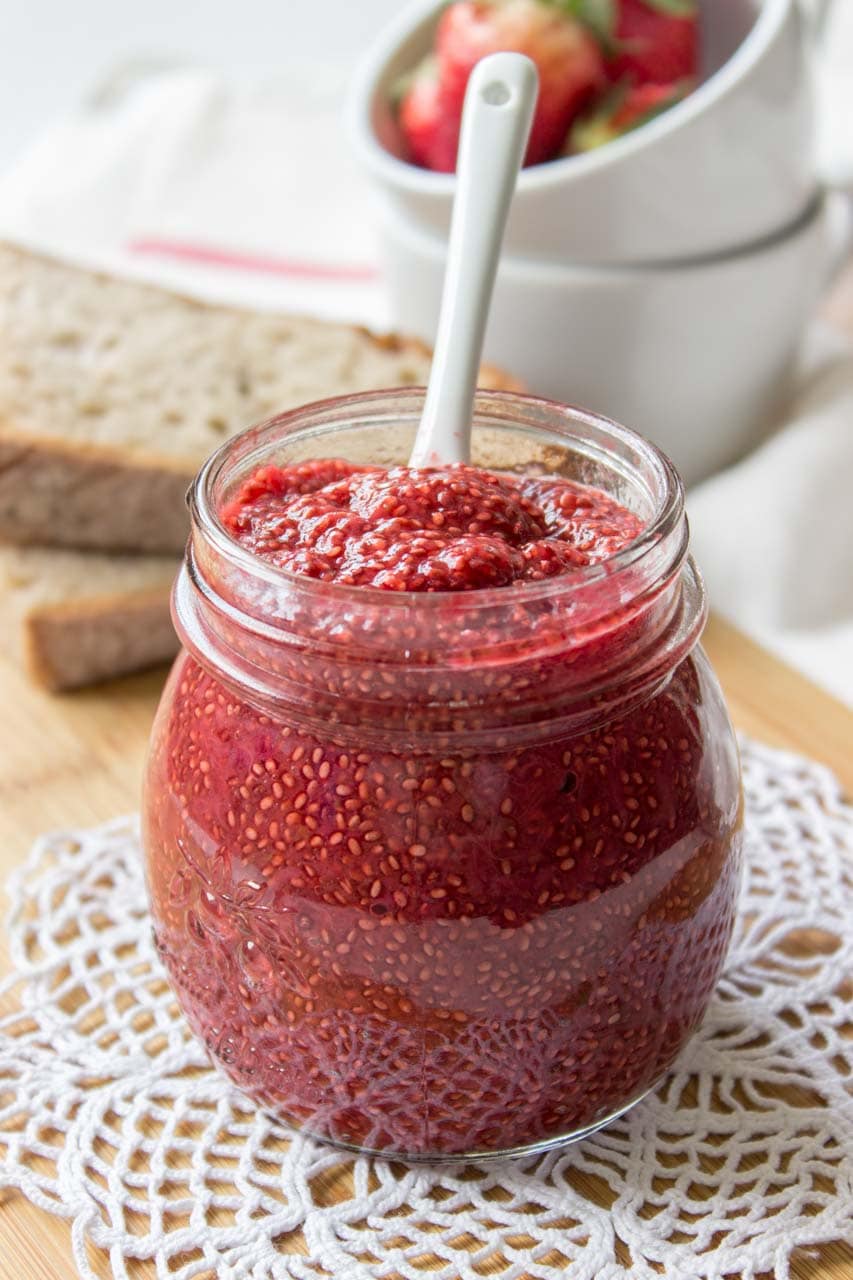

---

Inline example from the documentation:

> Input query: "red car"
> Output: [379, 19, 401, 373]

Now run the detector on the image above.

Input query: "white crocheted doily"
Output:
[1, 738, 851, 1280]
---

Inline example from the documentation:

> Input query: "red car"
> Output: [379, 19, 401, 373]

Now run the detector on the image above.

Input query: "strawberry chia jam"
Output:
[143, 390, 742, 1159]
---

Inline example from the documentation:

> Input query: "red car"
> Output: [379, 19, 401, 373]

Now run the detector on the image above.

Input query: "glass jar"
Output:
[143, 389, 743, 1160]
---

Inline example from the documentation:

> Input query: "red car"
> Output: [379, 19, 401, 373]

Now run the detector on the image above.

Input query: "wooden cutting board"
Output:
[0, 615, 851, 1279]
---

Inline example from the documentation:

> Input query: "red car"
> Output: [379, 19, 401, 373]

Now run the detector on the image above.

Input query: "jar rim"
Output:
[177, 388, 704, 741]
[188, 387, 686, 613]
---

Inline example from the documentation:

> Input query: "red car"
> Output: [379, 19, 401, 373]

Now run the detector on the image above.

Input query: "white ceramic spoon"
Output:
[408, 52, 538, 468]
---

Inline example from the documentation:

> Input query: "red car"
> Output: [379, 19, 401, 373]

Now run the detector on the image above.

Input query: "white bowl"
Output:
[377, 192, 848, 485]
[349, 0, 818, 266]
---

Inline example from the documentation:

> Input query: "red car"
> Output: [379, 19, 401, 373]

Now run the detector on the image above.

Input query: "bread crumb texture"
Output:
[0, 243, 445, 468]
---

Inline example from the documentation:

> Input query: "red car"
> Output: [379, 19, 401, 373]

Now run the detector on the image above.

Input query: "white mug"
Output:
[378, 192, 850, 486]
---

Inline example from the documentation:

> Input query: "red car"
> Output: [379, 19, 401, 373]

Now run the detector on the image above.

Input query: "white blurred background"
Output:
[0, 1, 402, 175]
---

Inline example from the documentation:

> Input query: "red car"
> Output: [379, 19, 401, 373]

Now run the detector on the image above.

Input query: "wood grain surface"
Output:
[0, 616, 851, 1279]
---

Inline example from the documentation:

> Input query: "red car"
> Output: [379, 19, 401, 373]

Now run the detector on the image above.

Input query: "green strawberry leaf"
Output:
[641, 0, 698, 17]
[624, 83, 691, 129]
[389, 54, 436, 112]
[569, 79, 689, 152]
[548, 0, 617, 47]
[590, 81, 631, 119]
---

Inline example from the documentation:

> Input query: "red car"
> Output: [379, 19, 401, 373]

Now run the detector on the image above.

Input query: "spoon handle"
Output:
[409, 53, 538, 468]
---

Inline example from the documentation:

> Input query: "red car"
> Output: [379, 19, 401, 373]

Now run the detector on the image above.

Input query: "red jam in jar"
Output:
[143, 390, 743, 1159]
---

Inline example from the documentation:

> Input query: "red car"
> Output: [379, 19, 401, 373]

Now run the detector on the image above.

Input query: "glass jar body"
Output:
[144, 642, 741, 1158]
[142, 389, 743, 1159]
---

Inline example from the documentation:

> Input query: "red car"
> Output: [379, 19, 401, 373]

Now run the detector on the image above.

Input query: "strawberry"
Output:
[605, 0, 699, 85]
[399, 0, 604, 171]
[398, 57, 460, 172]
[396, 0, 698, 171]
[567, 78, 689, 151]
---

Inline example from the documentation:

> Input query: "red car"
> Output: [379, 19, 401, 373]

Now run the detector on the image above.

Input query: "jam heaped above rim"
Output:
[221, 460, 645, 591]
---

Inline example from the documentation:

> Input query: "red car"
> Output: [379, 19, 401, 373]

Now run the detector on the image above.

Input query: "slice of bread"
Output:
[0, 543, 178, 690]
[0, 242, 520, 554]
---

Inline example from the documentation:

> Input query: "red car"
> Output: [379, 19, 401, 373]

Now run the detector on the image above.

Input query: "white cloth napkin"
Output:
[0, 61, 388, 328]
[689, 325, 853, 707]
[0, 15, 851, 707]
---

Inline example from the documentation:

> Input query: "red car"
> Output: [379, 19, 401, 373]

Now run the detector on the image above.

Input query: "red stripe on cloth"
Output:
[128, 237, 380, 282]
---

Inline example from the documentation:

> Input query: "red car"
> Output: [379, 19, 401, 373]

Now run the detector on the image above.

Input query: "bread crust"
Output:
[24, 585, 176, 690]
[0, 436, 193, 551]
